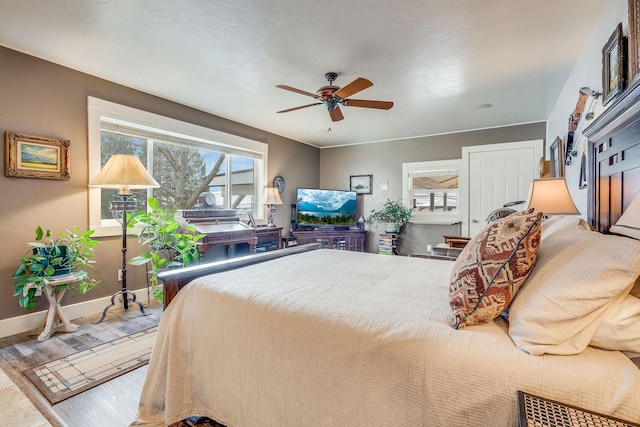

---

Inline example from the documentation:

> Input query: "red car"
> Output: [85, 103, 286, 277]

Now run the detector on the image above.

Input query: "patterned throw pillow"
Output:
[449, 209, 542, 329]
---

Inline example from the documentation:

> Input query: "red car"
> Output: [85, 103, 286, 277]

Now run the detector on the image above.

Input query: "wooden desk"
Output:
[255, 227, 282, 252]
[196, 222, 257, 258]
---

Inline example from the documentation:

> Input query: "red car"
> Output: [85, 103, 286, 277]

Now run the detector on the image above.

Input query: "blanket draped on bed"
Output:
[131, 250, 640, 427]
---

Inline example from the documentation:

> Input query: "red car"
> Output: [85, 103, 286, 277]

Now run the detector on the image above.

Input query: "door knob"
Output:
[472, 219, 479, 223]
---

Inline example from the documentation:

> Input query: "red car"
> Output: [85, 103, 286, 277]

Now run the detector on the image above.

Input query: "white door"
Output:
[461, 140, 543, 237]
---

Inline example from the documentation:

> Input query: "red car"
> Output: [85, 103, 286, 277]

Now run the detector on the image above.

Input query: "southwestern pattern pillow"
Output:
[449, 209, 542, 329]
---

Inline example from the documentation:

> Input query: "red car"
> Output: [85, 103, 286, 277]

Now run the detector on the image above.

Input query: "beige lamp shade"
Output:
[264, 186, 283, 205]
[525, 178, 579, 215]
[89, 154, 159, 194]
[610, 190, 640, 240]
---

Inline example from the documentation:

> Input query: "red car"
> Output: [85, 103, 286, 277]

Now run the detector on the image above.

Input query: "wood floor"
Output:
[0, 298, 163, 427]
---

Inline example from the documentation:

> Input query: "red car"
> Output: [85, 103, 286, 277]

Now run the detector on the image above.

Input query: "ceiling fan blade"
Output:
[276, 85, 321, 99]
[343, 99, 394, 110]
[329, 106, 344, 122]
[277, 103, 322, 113]
[334, 77, 372, 99]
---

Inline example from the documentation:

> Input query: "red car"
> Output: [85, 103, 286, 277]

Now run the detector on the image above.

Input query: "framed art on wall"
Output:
[350, 174, 372, 194]
[602, 23, 625, 106]
[550, 137, 564, 178]
[5, 131, 70, 180]
[629, 0, 640, 82]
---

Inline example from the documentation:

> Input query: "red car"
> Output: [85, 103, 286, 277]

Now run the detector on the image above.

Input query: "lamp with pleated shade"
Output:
[525, 178, 580, 216]
[264, 186, 283, 227]
[89, 154, 160, 322]
[89, 154, 159, 195]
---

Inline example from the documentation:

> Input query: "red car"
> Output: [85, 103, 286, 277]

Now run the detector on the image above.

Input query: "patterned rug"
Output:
[22, 326, 157, 404]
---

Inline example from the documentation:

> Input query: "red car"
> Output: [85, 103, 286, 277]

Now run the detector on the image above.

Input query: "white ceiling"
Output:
[0, 0, 606, 148]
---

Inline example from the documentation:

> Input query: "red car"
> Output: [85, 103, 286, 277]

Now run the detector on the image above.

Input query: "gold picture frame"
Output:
[5, 131, 70, 180]
[602, 23, 625, 106]
[550, 137, 565, 178]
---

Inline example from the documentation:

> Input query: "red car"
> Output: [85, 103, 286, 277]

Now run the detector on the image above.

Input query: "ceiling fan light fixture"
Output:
[276, 72, 393, 122]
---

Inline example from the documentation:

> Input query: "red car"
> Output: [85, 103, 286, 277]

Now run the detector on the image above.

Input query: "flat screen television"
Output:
[295, 188, 357, 230]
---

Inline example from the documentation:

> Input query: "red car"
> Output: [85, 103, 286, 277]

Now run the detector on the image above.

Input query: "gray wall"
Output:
[0, 44, 545, 321]
[319, 123, 546, 252]
[0, 46, 319, 321]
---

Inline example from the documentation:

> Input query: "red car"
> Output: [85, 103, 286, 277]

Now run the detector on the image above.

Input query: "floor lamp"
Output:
[89, 154, 160, 323]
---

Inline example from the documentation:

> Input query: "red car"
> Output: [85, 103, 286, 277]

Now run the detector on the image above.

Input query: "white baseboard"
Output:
[0, 285, 157, 339]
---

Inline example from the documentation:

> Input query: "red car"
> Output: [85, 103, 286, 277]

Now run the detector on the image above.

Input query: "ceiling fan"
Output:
[276, 72, 394, 122]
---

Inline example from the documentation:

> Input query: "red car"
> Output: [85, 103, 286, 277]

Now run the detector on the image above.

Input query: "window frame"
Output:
[402, 158, 462, 224]
[88, 97, 268, 237]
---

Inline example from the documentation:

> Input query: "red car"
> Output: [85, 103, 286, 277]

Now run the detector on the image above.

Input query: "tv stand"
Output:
[291, 229, 366, 252]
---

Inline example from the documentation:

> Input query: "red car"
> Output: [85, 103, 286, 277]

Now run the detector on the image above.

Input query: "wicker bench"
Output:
[517, 391, 640, 427]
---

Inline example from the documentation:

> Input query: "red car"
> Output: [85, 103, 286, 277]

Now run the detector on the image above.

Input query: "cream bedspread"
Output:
[132, 249, 640, 426]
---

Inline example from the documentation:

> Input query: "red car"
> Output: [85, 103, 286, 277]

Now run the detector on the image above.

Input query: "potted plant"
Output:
[129, 197, 205, 301]
[369, 199, 414, 233]
[12, 226, 102, 310]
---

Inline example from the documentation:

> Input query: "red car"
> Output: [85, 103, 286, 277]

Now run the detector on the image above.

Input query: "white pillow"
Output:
[590, 294, 640, 352]
[540, 215, 593, 235]
[508, 219, 640, 355]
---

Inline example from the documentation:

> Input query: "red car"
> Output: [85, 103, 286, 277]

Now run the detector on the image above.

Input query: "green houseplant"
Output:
[369, 199, 414, 233]
[129, 197, 205, 301]
[12, 226, 102, 310]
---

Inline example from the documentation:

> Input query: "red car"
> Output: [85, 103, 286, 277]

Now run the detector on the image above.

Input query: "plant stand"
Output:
[35, 274, 80, 341]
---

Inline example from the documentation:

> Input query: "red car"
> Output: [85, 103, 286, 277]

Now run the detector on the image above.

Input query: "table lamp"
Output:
[525, 178, 579, 216]
[264, 186, 283, 227]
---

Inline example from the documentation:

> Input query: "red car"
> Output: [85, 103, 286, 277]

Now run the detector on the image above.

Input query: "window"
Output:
[402, 159, 462, 224]
[88, 97, 267, 236]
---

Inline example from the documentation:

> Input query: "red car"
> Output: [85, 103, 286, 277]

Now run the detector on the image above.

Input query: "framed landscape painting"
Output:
[5, 131, 70, 180]
[350, 174, 372, 194]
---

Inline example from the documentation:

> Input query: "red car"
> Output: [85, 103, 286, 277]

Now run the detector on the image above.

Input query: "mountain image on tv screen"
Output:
[296, 188, 357, 226]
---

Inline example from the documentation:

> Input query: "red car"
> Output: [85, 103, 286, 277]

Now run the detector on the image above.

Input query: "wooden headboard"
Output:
[584, 78, 640, 233]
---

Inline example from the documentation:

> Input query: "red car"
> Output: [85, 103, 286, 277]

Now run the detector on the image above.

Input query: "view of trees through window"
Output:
[99, 130, 255, 219]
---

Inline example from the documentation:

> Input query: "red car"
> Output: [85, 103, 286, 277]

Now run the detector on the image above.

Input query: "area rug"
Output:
[22, 326, 157, 404]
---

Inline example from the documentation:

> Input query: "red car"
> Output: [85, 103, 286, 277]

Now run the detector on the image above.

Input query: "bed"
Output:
[131, 81, 640, 427]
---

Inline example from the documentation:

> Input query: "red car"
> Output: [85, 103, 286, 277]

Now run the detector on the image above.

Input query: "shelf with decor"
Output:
[378, 233, 397, 255]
